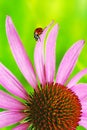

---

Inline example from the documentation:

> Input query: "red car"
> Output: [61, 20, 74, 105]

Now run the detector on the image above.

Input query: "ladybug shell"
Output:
[34, 27, 43, 41]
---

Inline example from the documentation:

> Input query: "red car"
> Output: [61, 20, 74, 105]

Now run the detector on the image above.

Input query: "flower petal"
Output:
[0, 111, 26, 128]
[34, 21, 54, 85]
[81, 98, 87, 113]
[0, 90, 25, 110]
[45, 24, 59, 83]
[6, 16, 37, 89]
[67, 68, 87, 88]
[79, 116, 87, 129]
[71, 83, 87, 100]
[0, 63, 28, 99]
[12, 123, 29, 130]
[56, 40, 85, 85]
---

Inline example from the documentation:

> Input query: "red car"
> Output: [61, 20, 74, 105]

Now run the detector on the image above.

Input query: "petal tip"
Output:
[6, 15, 10, 19]
[55, 23, 59, 30]
[6, 16, 12, 27]
[80, 40, 85, 45]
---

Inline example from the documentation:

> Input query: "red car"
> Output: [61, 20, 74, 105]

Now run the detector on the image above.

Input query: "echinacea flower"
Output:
[0, 16, 87, 130]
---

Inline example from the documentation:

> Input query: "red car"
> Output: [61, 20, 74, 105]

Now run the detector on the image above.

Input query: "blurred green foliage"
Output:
[0, 0, 87, 129]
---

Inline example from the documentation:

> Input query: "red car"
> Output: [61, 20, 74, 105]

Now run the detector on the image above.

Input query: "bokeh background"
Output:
[0, 0, 87, 129]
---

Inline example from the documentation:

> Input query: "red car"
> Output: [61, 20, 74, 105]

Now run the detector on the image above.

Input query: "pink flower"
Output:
[0, 16, 87, 130]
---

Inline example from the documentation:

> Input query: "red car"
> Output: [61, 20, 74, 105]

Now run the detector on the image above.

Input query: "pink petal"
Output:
[56, 40, 85, 85]
[6, 16, 37, 89]
[81, 98, 87, 113]
[79, 116, 87, 129]
[34, 21, 54, 85]
[12, 123, 29, 130]
[67, 68, 87, 88]
[82, 113, 87, 117]
[0, 90, 25, 110]
[0, 63, 28, 99]
[0, 111, 26, 128]
[45, 24, 59, 83]
[71, 83, 87, 100]
[34, 39, 45, 85]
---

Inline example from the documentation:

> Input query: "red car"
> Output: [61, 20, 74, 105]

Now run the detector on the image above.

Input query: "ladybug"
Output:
[34, 27, 43, 41]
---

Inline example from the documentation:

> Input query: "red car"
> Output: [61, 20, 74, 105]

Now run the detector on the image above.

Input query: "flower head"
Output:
[0, 16, 87, 130]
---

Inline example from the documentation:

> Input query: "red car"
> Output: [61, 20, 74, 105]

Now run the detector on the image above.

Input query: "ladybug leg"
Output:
[34, 34, 41, 41]
[34, 34, 39, 41]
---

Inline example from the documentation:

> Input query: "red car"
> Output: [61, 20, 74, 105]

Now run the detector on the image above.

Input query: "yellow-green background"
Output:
[0, 0, 87, 129]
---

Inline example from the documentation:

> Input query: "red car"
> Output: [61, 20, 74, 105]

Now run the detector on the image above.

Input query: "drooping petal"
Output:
[45, 24, 59, 83]
[79, 116, 87, 129]
[56, 40, 85, 85]
[6, 16, 37, 89]
[12, 123, 29, 130]
[0, 90, 25, 110]
[71, 84, 87, 100]
[34, 21, 54, 85]
[0, 111, 26, 128]
[0, 63, 28, 99]
[81, 98, 87, 113]
[67, 68, 87, 88]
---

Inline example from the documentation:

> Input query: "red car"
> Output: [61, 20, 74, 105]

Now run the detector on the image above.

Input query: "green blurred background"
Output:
[0, 0, 87, 129]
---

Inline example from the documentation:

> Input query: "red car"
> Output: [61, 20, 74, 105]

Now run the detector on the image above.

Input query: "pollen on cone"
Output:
[25, 83, 82, 130]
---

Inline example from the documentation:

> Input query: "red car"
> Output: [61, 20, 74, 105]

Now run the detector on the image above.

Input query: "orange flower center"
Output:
[26, 83, 82, 130]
